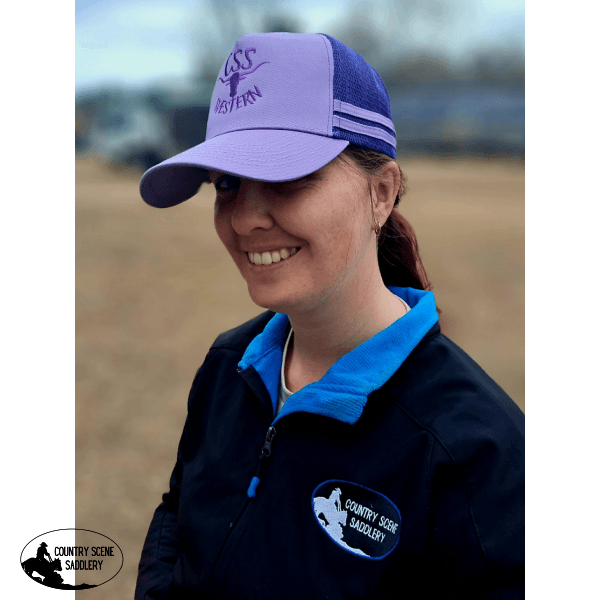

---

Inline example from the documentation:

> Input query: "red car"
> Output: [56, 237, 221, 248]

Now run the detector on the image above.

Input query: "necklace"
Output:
[397, 296, 409, 315]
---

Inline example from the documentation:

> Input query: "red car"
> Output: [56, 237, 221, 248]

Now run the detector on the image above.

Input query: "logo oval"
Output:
[20, 529, 123, 590]
[312, 480, 401, 559]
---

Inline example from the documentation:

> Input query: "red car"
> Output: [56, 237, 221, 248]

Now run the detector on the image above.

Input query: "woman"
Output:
[136, 32, 524, 599]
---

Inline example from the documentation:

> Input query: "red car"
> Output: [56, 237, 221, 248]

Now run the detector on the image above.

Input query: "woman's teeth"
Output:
[248, 247, 299, 265]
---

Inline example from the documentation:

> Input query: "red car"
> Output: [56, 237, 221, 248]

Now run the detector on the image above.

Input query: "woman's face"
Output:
[210, 157, 377, 314]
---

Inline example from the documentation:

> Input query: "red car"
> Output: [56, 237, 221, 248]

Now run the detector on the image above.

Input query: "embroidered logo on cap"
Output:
[311, 480, 401, 559]
[214, 48, 268, 114]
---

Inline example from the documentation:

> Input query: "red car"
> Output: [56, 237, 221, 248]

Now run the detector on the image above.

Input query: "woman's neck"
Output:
[284, 280, 406, 393]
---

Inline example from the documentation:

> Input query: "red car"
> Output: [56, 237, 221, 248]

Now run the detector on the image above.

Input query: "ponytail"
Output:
[339, 145, 433, 292]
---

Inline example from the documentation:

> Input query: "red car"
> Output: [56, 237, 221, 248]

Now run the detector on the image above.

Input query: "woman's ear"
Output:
[372, 161, 401, 225]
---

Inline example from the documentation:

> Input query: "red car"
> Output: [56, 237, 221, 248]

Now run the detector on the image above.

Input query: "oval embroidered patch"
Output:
[311, 480, 401, 559]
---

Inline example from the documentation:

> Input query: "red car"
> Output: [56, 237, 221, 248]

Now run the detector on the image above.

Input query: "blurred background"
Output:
[76, 0, 524, 166]
[75, 0, 524, 597]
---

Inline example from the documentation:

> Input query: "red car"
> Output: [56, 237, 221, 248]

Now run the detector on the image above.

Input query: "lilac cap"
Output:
[140, 32, 396, 208]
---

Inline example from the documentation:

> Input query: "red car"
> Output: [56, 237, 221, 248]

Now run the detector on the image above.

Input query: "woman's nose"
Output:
[230, 180, 275, 235]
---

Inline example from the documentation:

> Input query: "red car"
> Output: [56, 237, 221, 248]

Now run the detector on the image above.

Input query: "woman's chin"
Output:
[248, 292, 289, 314]
[247, 285, 299, 314]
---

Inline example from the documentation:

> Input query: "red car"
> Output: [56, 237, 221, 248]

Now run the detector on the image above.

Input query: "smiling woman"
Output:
[211, 160, 396, 315]
[135, 32, 524, 600]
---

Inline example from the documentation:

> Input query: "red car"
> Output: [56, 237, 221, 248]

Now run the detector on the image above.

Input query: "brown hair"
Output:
[339, 145, 433, 292]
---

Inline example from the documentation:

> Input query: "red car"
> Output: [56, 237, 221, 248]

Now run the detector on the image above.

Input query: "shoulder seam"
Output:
[393, 399, 491, 572]
[208, 344, 246, 354]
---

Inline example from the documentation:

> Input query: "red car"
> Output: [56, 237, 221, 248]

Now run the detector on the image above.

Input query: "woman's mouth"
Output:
[247, 247, 301, 265]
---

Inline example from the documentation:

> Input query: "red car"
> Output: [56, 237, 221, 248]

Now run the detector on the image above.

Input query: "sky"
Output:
[75, 0, 524, 92]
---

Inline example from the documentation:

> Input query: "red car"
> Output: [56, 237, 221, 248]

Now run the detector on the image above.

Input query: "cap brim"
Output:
[140, 129, 349, 208]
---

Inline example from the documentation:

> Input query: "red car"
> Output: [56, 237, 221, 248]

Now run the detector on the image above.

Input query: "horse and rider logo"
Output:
[312, 480, 401, 559]
[22, 542, 66, 588]
[20, 529, 123, 590]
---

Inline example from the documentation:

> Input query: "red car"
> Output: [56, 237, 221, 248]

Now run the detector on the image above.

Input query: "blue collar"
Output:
[237, 287, 439, 425]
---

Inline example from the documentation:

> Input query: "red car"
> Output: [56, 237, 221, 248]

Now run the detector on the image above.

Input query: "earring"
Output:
[374, 219, 381, 237]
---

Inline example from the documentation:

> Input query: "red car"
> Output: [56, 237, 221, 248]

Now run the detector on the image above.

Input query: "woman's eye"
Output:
[214, 175, 241, 192]
[268, 177, 312, 194]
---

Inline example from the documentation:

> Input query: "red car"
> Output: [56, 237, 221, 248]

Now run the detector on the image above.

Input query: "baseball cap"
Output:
[140, 32, 396, 208]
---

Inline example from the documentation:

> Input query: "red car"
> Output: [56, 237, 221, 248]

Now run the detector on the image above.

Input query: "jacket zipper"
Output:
[247, 425, 276, 497]
[206, 367, 276, 596]
[206, 423, 277, 597]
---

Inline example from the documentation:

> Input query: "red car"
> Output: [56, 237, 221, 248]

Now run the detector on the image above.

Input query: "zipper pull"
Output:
[260, 426, 276, 458]
[247, 426, 276, 498]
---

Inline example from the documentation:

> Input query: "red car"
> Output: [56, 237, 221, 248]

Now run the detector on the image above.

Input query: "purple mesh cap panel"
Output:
[139, 33, 394, 208]
[324, 34, 396, 159]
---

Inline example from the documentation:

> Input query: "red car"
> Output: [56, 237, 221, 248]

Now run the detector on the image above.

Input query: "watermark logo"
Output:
[20, 529, 123, 590]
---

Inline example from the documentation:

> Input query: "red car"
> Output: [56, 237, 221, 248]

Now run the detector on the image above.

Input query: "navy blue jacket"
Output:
[135, 288, 524, 599]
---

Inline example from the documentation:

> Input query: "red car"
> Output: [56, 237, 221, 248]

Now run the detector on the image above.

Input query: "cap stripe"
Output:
[332, 115, 396, 149]
[333, 99, 395, 134]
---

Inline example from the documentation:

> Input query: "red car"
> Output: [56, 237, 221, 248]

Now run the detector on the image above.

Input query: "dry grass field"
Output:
[75, 155, 524, 598]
